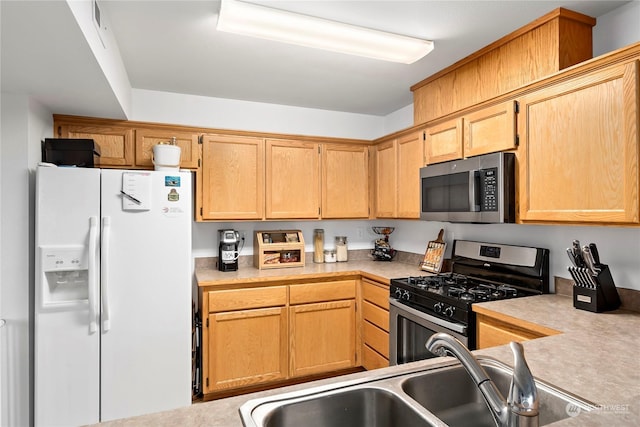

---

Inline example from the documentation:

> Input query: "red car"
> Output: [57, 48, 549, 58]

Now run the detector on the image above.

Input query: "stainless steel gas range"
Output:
[389, 240, 549, 365]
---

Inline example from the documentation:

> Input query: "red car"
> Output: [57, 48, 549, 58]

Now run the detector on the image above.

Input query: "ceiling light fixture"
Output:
[216, 0, 434, 64]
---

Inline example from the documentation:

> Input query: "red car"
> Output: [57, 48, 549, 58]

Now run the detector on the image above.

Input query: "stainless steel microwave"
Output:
[420, 152, 515, 223]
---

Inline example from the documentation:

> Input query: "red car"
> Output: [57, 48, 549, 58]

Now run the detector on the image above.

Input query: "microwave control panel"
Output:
[480, 168, 498, 211]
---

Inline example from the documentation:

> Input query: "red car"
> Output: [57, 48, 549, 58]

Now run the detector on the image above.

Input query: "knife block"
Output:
[572, 264, 621, 313]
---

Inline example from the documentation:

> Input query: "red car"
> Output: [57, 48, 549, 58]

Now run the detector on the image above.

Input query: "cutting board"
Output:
[421, 229, 446, 273]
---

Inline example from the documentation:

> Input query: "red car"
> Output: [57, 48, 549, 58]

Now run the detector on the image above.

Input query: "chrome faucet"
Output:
[426, 333, 539, 427]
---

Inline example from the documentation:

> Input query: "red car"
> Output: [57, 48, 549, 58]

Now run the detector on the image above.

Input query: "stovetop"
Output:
[398, 273, 522, 303]
[389, 240, 550, 327]
[390, 273, 529, 326]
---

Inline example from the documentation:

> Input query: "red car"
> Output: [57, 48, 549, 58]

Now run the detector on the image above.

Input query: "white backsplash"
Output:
[193, 220, 640, 292]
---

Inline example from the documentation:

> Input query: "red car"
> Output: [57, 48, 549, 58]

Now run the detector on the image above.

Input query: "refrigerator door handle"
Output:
[88, 216, 99, 333]
[101, 216, 112, 332]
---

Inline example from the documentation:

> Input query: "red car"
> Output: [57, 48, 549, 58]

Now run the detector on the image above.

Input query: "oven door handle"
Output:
[389, 298, 467, 335]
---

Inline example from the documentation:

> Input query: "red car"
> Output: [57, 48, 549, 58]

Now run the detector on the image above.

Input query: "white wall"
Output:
[66, 0, 132, 117]
[593, 1, 640, 56]
[131, 89, 385, 140]
[0, 93, 52, 427]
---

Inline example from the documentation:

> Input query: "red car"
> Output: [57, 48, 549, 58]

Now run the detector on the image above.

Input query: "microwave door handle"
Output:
[469, 170, 480, 212]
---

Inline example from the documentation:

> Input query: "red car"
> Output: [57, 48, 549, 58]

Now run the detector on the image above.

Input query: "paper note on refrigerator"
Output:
[122, 172, 152, 211]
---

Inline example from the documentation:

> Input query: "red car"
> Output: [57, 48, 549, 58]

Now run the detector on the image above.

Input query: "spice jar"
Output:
[313, 229, 324, 263]
[335, 236, 348, 262]
[324, 250, 336, 263]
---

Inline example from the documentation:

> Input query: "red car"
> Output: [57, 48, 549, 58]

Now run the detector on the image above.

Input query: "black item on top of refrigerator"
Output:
[42, 138, 101, 167]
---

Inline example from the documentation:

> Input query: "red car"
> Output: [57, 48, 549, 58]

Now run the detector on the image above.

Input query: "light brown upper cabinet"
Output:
[56, 120, 135, 167]
[412, 8, 595, 124]
[396, 131, 424, 218]
[200, 134, 264, 220]
[135, 128, 199, 169]
[463, 100, 518, 158]
[424, 118, 463, 165]
[266, 139, 320, 219]
[424, 100, 518, 165]
[321, 144, 370, 218]
[54, 115, 200, 170]
[517, 60, 639, 224]
[373, 139, 397, 218]
[373, 131, 424, 219]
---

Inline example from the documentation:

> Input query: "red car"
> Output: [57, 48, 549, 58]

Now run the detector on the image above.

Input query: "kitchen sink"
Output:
[239, 358, 595, 427]
[401, 359, 594, 427]
[253, 387, 437, 427]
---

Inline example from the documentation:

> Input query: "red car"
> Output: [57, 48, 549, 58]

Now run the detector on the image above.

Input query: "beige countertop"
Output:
[195, 257, 428, 287]
[97, 261, 640, 427]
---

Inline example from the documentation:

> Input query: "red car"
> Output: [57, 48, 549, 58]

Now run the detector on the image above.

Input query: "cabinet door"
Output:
[58, 123, 134, 167]
[289, 300, 356, 377]
[135, 129, 199, 169]
[374, 139, 397, 218]
[424, 117, 463, 164]
[463, 100, 517, 158]
[266, 139, 320, 219]
[322, 144, 369, 218]
[207, 307, 288, 392]
[200, 134, 264, 220]
[518, 61, 639, 224]
[397, 131, 424, 218]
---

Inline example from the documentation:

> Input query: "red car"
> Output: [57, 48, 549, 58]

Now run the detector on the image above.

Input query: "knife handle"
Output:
[582, 246, 600, 275]
[588, 243, 601, 265]
[566, 248, 577, 267]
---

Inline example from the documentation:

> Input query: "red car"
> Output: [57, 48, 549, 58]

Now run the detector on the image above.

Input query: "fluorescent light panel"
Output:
[217, 0, 434, 64]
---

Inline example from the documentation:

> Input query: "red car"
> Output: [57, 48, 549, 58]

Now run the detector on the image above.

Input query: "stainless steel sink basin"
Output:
[239, 358, 595, 427]
[253, 387, 438, 427]
[401, 359, 595, 427]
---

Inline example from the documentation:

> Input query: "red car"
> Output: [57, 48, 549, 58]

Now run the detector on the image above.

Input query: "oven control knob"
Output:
[394, 288, 403, 299]
[402, 290, 410, 300]
[444, 306, 455, 318]
[434, 302, 444, 313]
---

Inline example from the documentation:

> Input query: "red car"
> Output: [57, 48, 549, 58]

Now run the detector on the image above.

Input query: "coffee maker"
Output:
[218, 229, 240, 272]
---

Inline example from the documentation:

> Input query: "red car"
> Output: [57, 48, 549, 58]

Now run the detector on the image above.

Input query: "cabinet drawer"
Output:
[362, 300, 389, 332]
[289, 280, 356, 305]
[361, 280, 389, 309]
[362, 345, 389, 371]
[208, 286, 287, 312]
[362, 320, 389, 359]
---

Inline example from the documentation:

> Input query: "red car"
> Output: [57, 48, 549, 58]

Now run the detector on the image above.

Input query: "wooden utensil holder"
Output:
[572, 264, 621, 313]
[254, 230, 305, 269]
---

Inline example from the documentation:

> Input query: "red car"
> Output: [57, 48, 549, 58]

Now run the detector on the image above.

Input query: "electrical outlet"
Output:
[356, 226, 365, 239]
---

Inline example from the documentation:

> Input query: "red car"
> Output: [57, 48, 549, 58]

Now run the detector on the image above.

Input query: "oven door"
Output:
[389, 298, 469, 366]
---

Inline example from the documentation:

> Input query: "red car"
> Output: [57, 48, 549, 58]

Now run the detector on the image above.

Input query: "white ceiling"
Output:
[1, 1, 630, 119]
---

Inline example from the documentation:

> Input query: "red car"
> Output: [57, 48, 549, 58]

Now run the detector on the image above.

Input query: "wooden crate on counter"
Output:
[254, 230, 305, 269]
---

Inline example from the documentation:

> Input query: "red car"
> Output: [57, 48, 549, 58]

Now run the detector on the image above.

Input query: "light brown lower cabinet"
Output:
[475, 309, 560, 349]
[208, 307, 288, 391]
[289, 300, 357, 377]
[202, 286, 288, 393]
[201, 279, 358, 396]
[360, 279, 390, 370]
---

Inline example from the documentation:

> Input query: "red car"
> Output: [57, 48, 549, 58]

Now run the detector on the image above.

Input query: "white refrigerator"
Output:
[34, 166, 192, 426]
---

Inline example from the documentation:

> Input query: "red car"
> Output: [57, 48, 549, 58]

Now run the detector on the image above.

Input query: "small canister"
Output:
[324, 250, 337, 263]
[335, 236, 348, 262]
[313, 229, 325, 263]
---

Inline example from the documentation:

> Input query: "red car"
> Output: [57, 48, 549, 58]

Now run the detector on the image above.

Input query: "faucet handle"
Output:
[508, 341, 539, 416]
